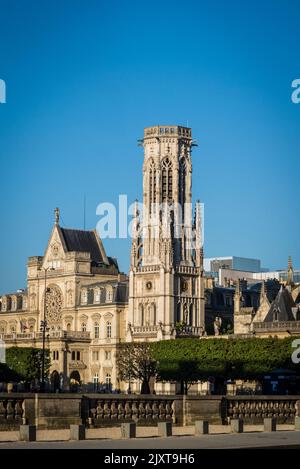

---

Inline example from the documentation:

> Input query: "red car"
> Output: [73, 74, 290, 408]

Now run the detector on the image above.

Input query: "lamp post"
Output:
[40, 266, 53, 392]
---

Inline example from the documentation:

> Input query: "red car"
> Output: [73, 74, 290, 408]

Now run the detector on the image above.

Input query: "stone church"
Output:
[0, 125, 205, 391]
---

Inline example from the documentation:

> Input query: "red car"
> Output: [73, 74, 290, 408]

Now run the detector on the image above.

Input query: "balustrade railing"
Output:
[226, 396, 299, 423]
[0, 398, 25, 428]
[253, 321, 300, 332]
[0, 330, 91, 341]
[87, 396, 175, 425]
[132, 326, 159, 333]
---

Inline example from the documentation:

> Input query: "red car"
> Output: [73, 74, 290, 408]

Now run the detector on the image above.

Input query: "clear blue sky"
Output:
[0, 0, 299, 293]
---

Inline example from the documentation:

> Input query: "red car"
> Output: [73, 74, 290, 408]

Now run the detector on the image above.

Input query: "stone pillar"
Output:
[158, 421, 172, 437]
[121, 422, 136, 439]
[19, 425, 36, 442]
[62, 347, 70, 391]
[195, 420, 209, 435]
[294, 416, 300, 430]
[230, 418, 243, 433]
[70, 424, 86, 440]
[264, 418, 276, 432]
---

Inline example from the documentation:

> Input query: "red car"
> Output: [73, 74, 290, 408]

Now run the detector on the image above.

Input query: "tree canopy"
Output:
[151, 337, 299, 386]
[6, 347, 50, 385]
[116, 342, 157, 394]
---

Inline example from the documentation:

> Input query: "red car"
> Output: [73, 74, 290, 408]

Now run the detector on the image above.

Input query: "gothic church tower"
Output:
[127, 125, 205, 341]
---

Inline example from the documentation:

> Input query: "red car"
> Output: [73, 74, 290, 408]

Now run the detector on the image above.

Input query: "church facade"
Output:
[0, 125, 205, 391]
[1, 125, 298, 392]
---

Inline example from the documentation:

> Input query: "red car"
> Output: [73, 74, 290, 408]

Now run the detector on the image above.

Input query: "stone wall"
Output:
[0, 393, 299, 429]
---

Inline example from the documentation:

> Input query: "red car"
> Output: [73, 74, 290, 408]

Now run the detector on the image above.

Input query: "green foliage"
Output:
[6, 347, 51, 384]
[116, 342, 157, 394]
[151, 337, 299, 384]
[175, 321, 187, 333]
[0, 362, 21, 382]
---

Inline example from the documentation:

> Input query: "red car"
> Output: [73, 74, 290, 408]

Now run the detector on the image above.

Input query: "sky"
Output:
[0, 0, 299, 293]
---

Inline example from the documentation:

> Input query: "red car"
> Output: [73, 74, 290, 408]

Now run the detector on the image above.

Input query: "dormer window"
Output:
[273, 307, 279, 322]
[106, 286, 113, 303]
[94, 288, 101, 303]
[81, 289, 88, 305]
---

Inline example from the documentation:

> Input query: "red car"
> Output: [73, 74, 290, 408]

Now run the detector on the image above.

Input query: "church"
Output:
[0, 125, 206, 391]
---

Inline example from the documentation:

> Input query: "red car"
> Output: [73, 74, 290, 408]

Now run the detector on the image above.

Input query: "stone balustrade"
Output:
[0, 394, 299, 430]
[87, 396, 175, 426]
[0, 330, 91, 342]
[253, 321, 300, 332]
[136, 265, 160, 273]
[226, 396, 298, 424]
[0, 398, 25, 429]
[132, 325, 159, 334]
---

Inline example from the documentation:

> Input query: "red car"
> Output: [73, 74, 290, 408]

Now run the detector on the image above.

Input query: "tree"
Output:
[117, 343, 157, 394]
[6, 347, 51, 388]
[0, 362, 21, 382]
[151, 337, 299, 393]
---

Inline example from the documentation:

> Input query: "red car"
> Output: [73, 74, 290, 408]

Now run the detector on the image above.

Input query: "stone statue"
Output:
[213, 316, 222, 336]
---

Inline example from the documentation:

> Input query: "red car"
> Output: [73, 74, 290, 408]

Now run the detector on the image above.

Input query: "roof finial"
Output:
[55, 207, 60, 225]
[287, 255, 294, 285]
[260, 280, 266, 300]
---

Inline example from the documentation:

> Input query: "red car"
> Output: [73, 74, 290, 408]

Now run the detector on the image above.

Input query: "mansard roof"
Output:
[60, 228, 106, 265]
[82, 279, 129, 304]
[264, 286, 296, 322]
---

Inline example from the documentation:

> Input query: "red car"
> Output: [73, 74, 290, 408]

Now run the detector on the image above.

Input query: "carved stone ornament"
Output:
[45, 285, 63, 324]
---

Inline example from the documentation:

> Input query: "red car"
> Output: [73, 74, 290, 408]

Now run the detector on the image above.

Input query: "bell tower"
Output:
[128, 126, 205, 341]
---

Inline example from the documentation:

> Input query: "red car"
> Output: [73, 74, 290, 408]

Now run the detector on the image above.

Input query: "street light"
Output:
[40, 266, 54, 392]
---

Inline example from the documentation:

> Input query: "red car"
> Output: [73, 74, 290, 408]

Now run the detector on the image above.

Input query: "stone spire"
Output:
[194, 200, 203, 269]
[260, 279, 266, 301]
[54, 207, 60, 225]
[287, 256, 294, 286]
[234, 279, 241, 315]
[130, 200, 142, 268]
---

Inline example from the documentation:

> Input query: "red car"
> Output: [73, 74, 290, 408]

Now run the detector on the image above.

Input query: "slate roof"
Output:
[83, 279, 129, 304]
[264, 286, 296, 322]
[60, 228, 104, 265]
[249, 279, 281, 303]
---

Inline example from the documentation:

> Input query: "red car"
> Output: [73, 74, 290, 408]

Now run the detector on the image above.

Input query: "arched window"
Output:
[150, 303, 156, 325]
[179, 157, 186, 211]
[105, 373, 111, 390]
[176, 303, 181, 323]
[149, 159, 156, 212]
[139, 304, 144, 326]
[189, 304, 193, 327]
[93, 373, 99, 391]
[106, 321, 112, 338]
[66, 323, 71, 332]
[161, 158, 172, 203]
[94, 322, 99, 338]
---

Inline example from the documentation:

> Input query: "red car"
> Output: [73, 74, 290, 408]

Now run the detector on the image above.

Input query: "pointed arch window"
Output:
[161, 158, 173, 203]
[149, 159, 156, 212]
[179, 158, 186, 208]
